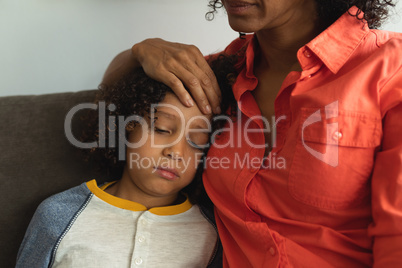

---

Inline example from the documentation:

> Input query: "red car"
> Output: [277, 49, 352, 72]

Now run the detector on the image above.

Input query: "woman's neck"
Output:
[255, 2, 321, 73]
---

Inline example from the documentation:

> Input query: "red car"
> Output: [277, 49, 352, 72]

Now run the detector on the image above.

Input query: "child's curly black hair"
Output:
[81, 53, 238, 205]
[206, 0, 396, 29]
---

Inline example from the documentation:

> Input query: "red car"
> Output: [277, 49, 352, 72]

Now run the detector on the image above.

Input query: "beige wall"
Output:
[0, 0, 237, 96]
[0, 0, 401, 96]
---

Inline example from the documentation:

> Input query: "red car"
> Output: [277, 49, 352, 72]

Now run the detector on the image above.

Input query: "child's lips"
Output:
[153, 167, 180, 180]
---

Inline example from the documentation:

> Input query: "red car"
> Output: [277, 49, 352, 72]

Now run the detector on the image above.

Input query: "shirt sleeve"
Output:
[368, 67, 402, 267]
[16, 198, 61, 268]
[16, 184, 92, 268]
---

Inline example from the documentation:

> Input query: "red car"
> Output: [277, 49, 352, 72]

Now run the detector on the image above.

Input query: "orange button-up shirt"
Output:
[204, 6, 402, 267]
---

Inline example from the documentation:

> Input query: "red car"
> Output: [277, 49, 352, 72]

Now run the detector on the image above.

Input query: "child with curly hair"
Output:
[16, 55, 237, 268]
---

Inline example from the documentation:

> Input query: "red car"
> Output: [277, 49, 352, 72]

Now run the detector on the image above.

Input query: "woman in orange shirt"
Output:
[103, 1, 402, 267]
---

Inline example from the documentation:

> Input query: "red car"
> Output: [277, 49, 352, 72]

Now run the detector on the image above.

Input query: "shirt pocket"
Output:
[288, 107, 382, 210]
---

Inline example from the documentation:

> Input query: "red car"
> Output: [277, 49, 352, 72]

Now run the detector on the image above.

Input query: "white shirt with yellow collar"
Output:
[17, 180, 218, 268]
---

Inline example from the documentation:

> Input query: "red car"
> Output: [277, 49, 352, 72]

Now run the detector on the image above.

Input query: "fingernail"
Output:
[205, 105, 211, 114]
[187, 99, 194, 107]
[214, 106, 221, 114]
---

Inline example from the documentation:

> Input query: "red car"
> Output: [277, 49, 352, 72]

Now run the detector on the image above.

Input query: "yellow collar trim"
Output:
[86, 179, 192, 216]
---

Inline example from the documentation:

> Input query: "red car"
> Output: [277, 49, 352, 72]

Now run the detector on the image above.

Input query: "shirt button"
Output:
[304, 49, 312, 58]
[138, 236, 145, 243]
[134, 257, 143, 265]
[269, 247, 276, 256]
[332, 131, 343, 141]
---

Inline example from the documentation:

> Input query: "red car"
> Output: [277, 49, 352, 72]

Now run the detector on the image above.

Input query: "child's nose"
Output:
[162, 138, 186, 160]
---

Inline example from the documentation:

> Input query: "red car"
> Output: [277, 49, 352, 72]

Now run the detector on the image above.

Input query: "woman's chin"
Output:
[228, 20, 257, 34]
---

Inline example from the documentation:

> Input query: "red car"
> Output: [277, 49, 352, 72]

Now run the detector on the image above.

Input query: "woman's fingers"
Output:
[157, 67, 199, 110]
[172, 64, 215, 114]
[194, 57, 222, 114]
[133, 39, 222, 114]
[179, 45, 222, 114]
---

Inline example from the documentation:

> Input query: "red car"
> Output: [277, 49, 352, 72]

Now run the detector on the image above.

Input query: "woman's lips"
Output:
[224, 1, 256, 15]
[153, 167, 179, 181]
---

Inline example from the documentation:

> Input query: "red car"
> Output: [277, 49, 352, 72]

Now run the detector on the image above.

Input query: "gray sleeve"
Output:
[16, 183, 92, 268]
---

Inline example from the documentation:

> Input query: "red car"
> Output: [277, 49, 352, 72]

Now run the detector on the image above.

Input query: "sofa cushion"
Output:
[0, 90, 116, 267]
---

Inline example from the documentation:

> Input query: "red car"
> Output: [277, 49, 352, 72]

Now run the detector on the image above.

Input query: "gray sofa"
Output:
[0, 90, 114, 267]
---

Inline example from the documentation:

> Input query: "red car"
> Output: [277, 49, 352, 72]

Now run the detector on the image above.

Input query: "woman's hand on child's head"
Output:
[132, 38, 221, 115]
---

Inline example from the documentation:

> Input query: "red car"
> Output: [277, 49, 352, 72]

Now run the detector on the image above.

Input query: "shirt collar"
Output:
[302, 6, 370, 74]
[236, 6, 370, 76]
[87, 179, 193, 216]
[232, 6, 370, 99]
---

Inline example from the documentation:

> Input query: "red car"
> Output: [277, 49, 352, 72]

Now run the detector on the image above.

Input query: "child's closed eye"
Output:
[154, 127, 171, 134]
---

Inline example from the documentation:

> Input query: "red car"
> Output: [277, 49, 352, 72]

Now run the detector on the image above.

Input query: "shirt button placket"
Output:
[133, 214, 148, 267]
[301, 48, 314, 80]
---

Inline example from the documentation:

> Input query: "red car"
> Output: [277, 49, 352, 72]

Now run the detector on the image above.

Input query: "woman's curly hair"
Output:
[206, 0, 395, 29]
[315, 0, 395, 29]
[81, 54, 238, 204]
